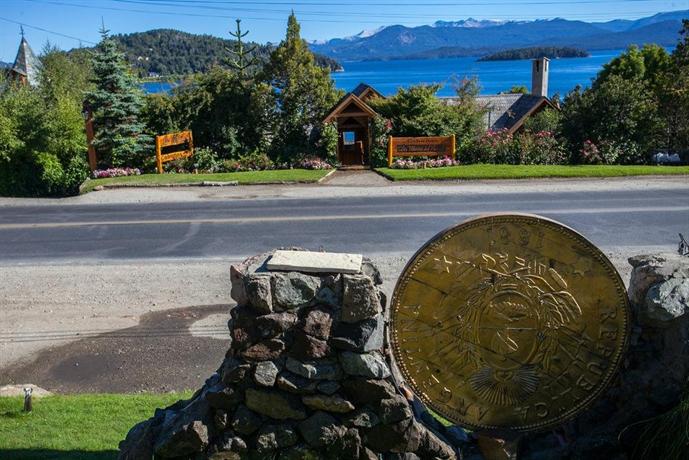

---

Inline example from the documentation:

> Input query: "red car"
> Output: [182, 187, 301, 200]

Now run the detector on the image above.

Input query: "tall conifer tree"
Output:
[86, 25, 151, 168]
[263, 13, 341, 159]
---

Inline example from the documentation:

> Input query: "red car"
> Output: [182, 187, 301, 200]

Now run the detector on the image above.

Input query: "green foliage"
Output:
[190, 146, 223, 173]
[523, 108, 562, 134]
[370, 81, 484, 150]
[261, 13, 343, 161]
[369, 115, 392, 168]
[86, 27, 152, 168]
[141, 93, 179, 136]
[508, 85, 528, 94]
[223, 151, 275, 172]
[162, 68, 275, 158]
[316, 122, 339, 164]
[463, 129, 567, 165]
[560, 75, 663, 164]
[370, 79, 484, 164]
[597, 44, 671, 92]
[0, 47, 91, 197]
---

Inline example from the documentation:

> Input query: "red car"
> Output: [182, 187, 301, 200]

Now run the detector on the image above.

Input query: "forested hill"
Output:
[87, 29, 343, 77]
[479, 47, 590, 61]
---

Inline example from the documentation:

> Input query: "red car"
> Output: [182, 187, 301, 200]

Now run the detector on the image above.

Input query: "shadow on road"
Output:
[0, 304, 231, 393]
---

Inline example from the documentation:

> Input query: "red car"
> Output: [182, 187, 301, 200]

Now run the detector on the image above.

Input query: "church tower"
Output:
[9, 27, 40, 87]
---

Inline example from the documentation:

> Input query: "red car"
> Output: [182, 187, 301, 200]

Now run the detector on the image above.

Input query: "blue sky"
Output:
[1, 0, 687, 61]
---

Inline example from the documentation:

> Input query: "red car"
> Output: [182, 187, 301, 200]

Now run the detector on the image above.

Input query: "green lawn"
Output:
[376, 164, 689, 181]
[81, 169, 332, 193]
[0, 393, 190, 460]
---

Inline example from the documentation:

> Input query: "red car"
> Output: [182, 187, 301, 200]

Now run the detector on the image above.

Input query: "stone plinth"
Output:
[118, 250, 456, 460]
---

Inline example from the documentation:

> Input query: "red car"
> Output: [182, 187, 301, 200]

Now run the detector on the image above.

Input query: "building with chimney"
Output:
[323, 57, 558, 166]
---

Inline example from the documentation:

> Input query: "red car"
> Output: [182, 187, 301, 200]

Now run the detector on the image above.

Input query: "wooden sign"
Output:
[155, 130, 194, 174]
[387, 135, 456, 167]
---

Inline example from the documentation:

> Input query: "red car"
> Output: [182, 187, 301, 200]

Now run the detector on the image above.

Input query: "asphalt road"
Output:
[1, 188, 687, 262]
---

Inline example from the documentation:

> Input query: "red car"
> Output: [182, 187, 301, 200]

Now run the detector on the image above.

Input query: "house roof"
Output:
[11, 37, 40, 86]
[443, 93, 555, 133]
[351, 83, 383, 101]
[323, 92, 378, 123]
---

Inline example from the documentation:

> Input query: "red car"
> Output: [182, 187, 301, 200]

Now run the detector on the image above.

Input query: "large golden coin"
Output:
[390, 214, 630, 433]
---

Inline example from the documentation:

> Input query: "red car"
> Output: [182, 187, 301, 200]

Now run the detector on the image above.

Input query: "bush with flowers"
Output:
[93, 168, 141, 179]
[391, 156, 459, 169]
[578, 140, 603, 164]
[295, 156, 333, 170]
[222, 152, 279, 172]
[463, 129, 568, 165]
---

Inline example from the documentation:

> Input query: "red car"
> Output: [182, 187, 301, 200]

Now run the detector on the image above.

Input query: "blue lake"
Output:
[142, 49, 626, 97]
[331, 50, 625, 97]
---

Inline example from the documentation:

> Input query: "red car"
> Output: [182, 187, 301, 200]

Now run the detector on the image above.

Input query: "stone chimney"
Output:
[531, 57, 550, 97]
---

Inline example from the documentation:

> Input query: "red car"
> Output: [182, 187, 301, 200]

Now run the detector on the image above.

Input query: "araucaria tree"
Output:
[262, 13, 342, 160]
[86, 26, 151, 168]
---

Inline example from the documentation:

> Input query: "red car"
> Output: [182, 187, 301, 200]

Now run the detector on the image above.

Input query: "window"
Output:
[343, 131, 356, 145]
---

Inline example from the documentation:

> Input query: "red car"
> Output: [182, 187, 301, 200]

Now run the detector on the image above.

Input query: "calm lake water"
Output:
[142, 49, 624, 97]
[332, 49, 624, 97]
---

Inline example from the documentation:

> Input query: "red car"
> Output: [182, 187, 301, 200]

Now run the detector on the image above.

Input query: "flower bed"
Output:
[92, 168, 141, 179]
[391, 156, 459, 169]
[295, 156, 333, 170]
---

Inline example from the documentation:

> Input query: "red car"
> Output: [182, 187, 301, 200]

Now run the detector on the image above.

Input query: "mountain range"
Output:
[0, 61, 11, 69]
[310, 10, 688, 61]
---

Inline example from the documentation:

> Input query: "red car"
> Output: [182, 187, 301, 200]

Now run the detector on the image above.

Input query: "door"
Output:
[339, 129, 366, 166]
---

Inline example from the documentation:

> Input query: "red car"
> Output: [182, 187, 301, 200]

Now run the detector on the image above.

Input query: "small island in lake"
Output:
[479, 46, 590, 61]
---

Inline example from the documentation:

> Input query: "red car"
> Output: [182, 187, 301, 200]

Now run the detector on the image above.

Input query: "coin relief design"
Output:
[390, 215, 630, 432]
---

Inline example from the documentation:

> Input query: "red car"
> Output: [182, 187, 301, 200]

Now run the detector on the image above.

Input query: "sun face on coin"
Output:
[390, 214, 629, 432]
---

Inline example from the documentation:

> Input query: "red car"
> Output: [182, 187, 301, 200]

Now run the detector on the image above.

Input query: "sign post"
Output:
[387, 134, 456, 167]
[155, 131, 194, 174]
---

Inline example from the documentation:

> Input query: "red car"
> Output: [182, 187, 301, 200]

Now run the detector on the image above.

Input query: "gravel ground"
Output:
[0, 248, 650, 393]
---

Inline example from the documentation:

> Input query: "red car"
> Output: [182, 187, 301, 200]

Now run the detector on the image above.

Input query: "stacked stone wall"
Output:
[119, 251, 456, 460]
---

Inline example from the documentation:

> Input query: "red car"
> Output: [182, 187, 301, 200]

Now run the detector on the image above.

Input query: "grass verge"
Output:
[376, 164, 689, 181]
[0, 392, 191, 460]
[81, 169, 332, 193]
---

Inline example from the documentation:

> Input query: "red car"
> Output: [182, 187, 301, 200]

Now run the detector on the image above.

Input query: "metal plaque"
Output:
[390, 214, 630, 433]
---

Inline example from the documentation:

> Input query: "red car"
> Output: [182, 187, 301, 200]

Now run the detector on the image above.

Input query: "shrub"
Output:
[316, 123, 339, 166]
[463, 129, 516, 164]
[35, 152, 65, 196]
[190, 147, 223, 173]
[295, 156, 333, 170]
[515, 131, 568, 165]
[369, 116, 392, 168]
[223, 152, 276, 172]
[579, 140, 603, 164]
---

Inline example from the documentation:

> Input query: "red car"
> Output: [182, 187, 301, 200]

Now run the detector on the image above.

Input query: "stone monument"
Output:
[118, 249, 457, 459]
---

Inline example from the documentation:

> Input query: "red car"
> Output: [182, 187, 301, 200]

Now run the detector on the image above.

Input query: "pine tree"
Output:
[226, 19, 258, 79]
[86, 25, 151, 168]
[262, 12, 342, 160]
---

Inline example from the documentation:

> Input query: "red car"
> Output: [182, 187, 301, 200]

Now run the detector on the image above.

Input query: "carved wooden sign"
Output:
[387, 135, 456, 166]
[390, 214, 630, 434]
[155, 130, 194, 174]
